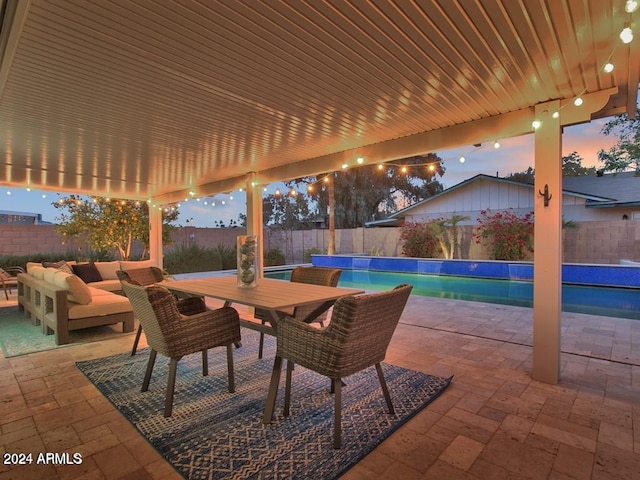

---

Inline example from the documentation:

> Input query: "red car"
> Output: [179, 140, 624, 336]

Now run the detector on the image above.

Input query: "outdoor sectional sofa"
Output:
[16, 260, 155, 345]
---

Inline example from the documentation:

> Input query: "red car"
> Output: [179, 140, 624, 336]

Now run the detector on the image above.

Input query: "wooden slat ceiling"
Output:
[0, 0, 638, 204]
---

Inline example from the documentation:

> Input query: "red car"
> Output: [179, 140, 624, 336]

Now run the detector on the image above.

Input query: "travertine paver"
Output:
[1, 291, 638, 479]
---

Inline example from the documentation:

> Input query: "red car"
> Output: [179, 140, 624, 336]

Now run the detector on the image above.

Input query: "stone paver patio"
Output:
[1, 290, 638, 479]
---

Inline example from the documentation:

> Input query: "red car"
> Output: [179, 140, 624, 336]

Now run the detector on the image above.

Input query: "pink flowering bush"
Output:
[399, 221, 439, 258]
[473, 209, 534, 260]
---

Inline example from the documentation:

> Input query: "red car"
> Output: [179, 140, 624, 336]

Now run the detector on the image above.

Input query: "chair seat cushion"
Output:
[88, 279, 122, 292]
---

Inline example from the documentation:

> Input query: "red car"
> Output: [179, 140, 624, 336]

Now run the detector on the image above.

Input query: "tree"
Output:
[505, 166, 535, 183]
[262, 189, 312, 230]
[561, 152, 597, 177]
[506, 152, 596, 182]
[598, 107, 640, 174]
[53, 195, 179, 260]
[281, 154, 445, 230]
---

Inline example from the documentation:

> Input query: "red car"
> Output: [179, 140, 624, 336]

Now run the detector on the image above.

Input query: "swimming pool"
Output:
[265, 269, 640, 320]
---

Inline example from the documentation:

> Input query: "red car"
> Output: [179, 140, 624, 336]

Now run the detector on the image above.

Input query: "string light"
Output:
[532, 120, 542, 129]
[620, 26, 633, 43]
[493, 141, 500, 149]
[573, 97, 583, 106]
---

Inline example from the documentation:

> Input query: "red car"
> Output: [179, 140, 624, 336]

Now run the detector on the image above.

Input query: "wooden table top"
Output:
[159, 275, 364, 311]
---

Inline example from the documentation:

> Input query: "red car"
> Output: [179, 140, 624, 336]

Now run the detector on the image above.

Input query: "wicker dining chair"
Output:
[121, 280, 241, 417]
[255, 266, 342, 359]
[117, 268, 206, 355]
[263, 283, 413, 449]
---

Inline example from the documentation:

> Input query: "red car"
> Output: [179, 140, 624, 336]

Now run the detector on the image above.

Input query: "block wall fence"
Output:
[0, 219, 638, 266]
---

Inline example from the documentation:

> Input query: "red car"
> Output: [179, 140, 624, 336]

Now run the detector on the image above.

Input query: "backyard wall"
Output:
[0, 219, 638, 265]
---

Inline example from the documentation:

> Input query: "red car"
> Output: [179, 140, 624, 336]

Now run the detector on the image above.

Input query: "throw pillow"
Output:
[72, 262, 103, 284]
[95, 260, 120, 280]
[42, 260, 74, 274]
[65, 274, 93, 305]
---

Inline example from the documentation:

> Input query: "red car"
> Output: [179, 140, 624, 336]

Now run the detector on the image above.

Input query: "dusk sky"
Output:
[0, 118, 618, 227]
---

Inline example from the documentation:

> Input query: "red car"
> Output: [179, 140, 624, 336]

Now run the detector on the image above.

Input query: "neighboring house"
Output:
[0, 210, 51, 225]
[366, 172, 640, 227]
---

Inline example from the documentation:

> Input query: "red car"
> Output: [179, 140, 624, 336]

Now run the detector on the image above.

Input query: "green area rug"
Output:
[77, 331, 452, 479]
[0, 305, 134, 358]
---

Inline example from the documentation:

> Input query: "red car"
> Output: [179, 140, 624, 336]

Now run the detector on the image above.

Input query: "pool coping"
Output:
[311, 255, 640, 289]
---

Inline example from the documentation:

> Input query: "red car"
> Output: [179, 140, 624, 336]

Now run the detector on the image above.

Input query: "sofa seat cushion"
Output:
[88, 279, 122, 292]
[67, 292, 133, 320]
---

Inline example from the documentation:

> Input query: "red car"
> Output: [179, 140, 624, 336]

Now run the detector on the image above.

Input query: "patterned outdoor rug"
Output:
[0, 305, 134, 357]
[77, 331, 452, 479]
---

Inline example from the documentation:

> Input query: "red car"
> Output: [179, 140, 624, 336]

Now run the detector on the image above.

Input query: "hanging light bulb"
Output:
[574, 97, 583, 106]
[356, 156, 364, 164]
[493, 141, 500, 149]
[625, 0, 639, 13]
[532, 120, 542, 129]
[552, 111, 560, 119]
[341, 163, 348, 169]
[275, 188, 281, 196]
[459, 155, 466, 163]
[401, 166, 408, 173]
[603, 63, 614, 73]
[620, 27, 633, 44]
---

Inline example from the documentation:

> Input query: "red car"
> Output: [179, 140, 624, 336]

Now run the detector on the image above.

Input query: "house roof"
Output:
[563, 171, 640, 207]
[366, 172, 636, 226]
[0, 1, 638, 204]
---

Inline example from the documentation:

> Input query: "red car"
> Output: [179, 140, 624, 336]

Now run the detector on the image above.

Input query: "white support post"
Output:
[532, 100, 562, 384]
[245, 172, 264, 278]
[148, 204, 163, 270]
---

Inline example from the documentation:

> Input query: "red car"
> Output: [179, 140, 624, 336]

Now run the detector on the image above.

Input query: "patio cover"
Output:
[0, 0, 638, 384]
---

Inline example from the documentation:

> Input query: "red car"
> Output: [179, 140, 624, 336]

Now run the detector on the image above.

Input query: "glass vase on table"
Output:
[237, 235, 258, 288]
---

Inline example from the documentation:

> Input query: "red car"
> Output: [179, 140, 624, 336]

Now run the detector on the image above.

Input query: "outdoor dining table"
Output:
[158, 275, 364, 337]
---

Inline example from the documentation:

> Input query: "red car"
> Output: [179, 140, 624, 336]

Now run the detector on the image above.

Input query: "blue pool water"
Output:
[265, 269, 640, 320]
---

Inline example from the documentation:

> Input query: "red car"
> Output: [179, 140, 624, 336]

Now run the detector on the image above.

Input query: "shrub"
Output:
[0, 251, 112, 272]
[264, 247, 286, 266]
[473, 209, 534, 261]
[215, 243, 237, 270]
[399, 222, 439, 258]
[163, 243, 222, 274]
[303, 247, 323, 263]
